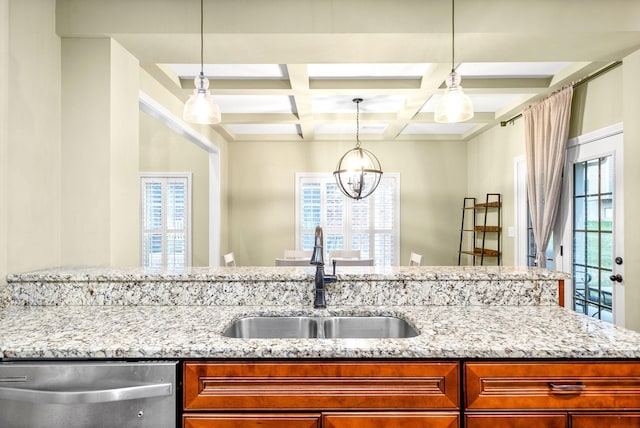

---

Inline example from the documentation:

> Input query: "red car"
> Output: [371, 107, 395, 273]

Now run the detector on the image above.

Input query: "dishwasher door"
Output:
[0, 361, 177, 428]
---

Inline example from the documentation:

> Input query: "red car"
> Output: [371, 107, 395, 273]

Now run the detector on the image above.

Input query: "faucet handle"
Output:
[310, 226, 324, 265]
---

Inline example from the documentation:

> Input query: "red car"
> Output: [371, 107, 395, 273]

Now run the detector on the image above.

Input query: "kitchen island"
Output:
[1, 265, 638, 359]
[3, 266, 640, 428]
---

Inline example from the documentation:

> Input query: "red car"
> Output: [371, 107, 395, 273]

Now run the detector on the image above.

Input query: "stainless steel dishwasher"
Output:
[0, 361, 178, 428]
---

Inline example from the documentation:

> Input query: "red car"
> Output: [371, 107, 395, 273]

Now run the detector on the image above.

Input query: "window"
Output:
[526, 205, 554, 269]
[295, 173, 400, 266]
[140, 173, 191, 270]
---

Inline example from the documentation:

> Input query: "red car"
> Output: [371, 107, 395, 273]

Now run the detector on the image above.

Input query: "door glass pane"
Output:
[586, 159, 599, 195]
[572, 155, 614, 323]
[574, 162, 586, 197]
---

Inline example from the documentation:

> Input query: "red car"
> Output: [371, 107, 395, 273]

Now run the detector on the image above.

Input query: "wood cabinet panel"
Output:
[184, 361, 459, 411]
[323, 411, 459, 428]
[465, 361, 640, 410]
[183, 413, 320, 428]
[571, 413, 640, 427]
[466, 413, 566, 428]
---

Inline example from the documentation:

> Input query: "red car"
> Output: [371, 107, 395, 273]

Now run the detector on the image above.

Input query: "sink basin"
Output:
[322, 316, 419, 339]
[222, 316, 318, 339]
[222, 316, 418, 339]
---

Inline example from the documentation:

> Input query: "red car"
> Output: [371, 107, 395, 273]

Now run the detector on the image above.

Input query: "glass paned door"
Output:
[561, 127, 623, 326]
[572, 156, 613, 322]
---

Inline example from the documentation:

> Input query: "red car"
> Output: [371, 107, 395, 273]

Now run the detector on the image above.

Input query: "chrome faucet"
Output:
[310, 226, 337, 309]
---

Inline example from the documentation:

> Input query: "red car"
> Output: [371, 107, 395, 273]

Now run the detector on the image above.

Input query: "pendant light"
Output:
[434, 0, 474, 123]
[333, 98, 383, 200]
[183, 0, 221, 125]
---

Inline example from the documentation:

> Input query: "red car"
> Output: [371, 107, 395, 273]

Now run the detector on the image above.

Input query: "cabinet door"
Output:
[571, 413, 640, 427]
[184, 361, 459, 411]
[465, 361, 640, 410]
[466, 413, 566, 428]
[183, 413, 320, 428]
[323, 411, 459, 428]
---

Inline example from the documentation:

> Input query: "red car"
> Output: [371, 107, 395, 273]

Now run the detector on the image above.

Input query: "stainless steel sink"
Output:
[222, 316, 318, 339]
[322, 316, 419, 339]
[222, 315, 418, 339]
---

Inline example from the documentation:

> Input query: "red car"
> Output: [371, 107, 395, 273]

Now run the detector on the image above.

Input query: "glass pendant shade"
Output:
[434, 71, 474, 123]
[183, 73, 221, 125]
[333, 146, 383, 200]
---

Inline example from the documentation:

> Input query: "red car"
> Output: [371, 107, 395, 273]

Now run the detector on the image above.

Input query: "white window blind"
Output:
[140, 174, 191, 270]
[295, 173, 400, 266]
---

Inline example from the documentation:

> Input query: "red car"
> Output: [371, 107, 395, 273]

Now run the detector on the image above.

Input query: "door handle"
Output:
[0, 382, 172, 404]
[548, 382, 586, 394]
[609, 274, 623, 283]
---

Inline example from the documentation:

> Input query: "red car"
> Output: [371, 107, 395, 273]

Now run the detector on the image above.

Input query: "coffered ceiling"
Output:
[56, 0, 640, 143]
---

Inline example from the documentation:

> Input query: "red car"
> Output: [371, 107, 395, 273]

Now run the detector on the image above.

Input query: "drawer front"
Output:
[184, 361, 459, 411]
[466, 413, 567, 428]
[323, 411, 459, 428]
[183, 413, 321, 428]
[465, 362, 640, 410]
[571, 413, 640, 427]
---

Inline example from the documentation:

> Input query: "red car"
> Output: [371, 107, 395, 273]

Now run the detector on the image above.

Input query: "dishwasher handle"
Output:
[0, 382, 173, 404]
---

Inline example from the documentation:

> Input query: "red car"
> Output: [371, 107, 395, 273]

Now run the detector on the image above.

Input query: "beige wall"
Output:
[4, 0, 62, 278]
[139, 112, 211, 266]
[228, 139, 467, 266]
[0, 0, 8, 305]
[466, 121, 525, 265]
[569, 66, 623, 139]
[61, 37, 139, 265]
[623, 50, 640, 332]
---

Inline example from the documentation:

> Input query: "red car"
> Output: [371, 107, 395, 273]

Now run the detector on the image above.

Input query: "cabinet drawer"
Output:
[466, 413, 566, 428]
[184, 361, 459, 411]
[183, 413, 320, 428]
[571, 413, 640, 427]
[465, 361, 640, 410]
[323, 411, 459, 428]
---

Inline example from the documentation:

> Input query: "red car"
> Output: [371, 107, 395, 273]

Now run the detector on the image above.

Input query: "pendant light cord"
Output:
[451, 0, 455, 73]
[200, 0, 204, 76]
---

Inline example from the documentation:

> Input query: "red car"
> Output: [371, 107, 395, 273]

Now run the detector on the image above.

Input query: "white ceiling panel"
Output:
[312, 94, 407, 113]
[315, 122, 388, 135]
[226, 124, 300, 135]
[214, 95, 295, 113]
[308, 63, 431, 79]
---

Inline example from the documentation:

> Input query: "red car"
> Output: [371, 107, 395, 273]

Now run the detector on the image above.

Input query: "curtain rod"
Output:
[499, 61, 623, 127]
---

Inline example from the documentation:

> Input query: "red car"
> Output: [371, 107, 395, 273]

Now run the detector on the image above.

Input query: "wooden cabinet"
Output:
[323, 412, 459, 428]
[184, 360, 459, 411]
[183, 413, 320, 428]
[183, 361, 460, 428]
[571, 413, 640, 427]
[466, 413, 567, 428]
[465, 361, 640, 426]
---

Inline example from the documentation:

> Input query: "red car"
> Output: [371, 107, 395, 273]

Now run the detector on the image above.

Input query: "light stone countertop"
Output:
[3, 266, 638, 361]
[1, 304, 640, 360]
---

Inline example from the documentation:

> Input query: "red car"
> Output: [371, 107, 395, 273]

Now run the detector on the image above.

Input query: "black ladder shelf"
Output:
[458, 193, 502, 266]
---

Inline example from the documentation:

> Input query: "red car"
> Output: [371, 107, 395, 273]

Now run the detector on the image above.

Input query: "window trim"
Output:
[139, 172, 193, 268]
[294, 172, 400, 266]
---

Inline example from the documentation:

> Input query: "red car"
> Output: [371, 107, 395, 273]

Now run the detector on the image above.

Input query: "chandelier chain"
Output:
[356, 100, 360, 147]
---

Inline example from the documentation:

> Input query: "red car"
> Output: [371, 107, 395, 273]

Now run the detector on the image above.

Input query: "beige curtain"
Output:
[523, 85, 573, 268]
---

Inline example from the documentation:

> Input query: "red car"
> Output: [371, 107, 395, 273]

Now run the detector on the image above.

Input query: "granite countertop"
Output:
[2, 304, 640, 360]
[2, 266, 638, 361]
